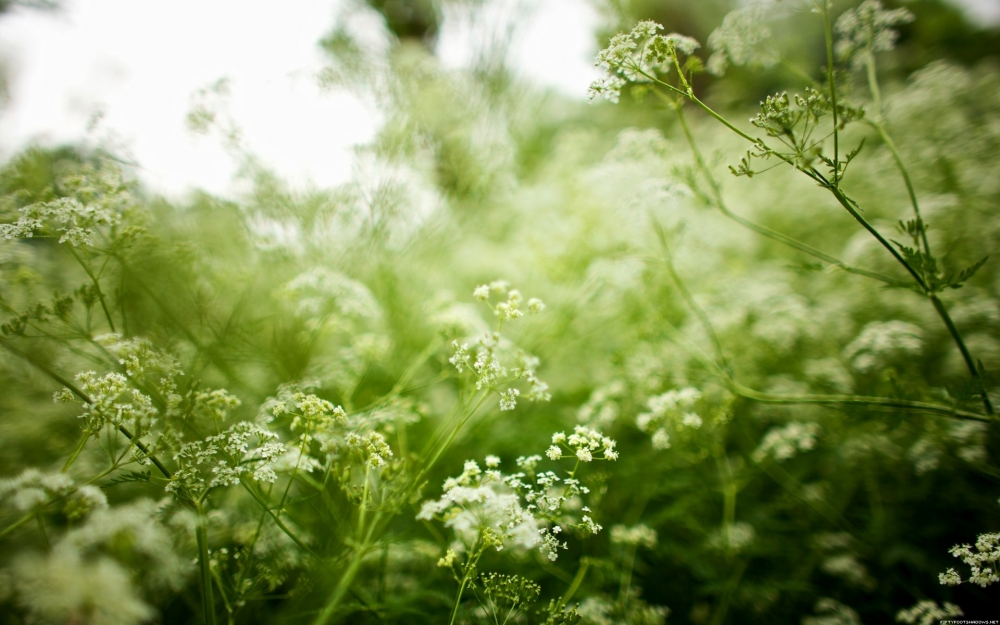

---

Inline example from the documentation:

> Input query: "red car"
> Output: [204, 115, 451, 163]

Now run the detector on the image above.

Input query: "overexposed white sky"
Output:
[0, 0, 602, 199]
[0, 0, 993, 200]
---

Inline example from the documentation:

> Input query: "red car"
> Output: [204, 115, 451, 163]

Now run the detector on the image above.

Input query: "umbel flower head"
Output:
[835, 0, 914, 71]
[590, 20, 700, 103]
[940, 532, 1000, 588]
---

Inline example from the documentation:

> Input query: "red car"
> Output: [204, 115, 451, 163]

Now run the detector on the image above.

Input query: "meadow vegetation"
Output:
[1, 0, 999, 623]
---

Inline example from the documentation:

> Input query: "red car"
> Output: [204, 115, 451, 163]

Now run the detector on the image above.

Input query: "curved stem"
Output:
[670, 101, 901, 287]
[729, 380, 990, 422]
[62, 432, 91, 473]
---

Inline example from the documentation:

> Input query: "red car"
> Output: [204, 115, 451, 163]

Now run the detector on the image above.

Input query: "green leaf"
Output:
[946, 255, 988, 289]
[103, 470, 152, 487]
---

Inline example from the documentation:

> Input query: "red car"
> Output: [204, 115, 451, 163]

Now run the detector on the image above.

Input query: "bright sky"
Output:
[0, 0, 603, 199]
[0, 0, 993, 199]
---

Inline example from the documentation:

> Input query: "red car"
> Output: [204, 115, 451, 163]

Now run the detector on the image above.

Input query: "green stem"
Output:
[0, 513, 33, 540]
[930, 294, 995, 414]
[715, 446, 737, 529]
[670, 102, 900, 286]
[417, 392, 490, 486]
[195, 502, 218, 625]
[311, 535, 375, 625]
[558, 559, 590, 608]
[448, 546, 485, 625]
[710, 559, 747, 625]
[62, 433, 91, 473]
[729, 380, 990, 422]
[67, 245, 116, 333]
[35, 512, 51, 550]
[823, 182, 930, 291]
[821, 1, 840, 184]
[869, 120, 932, 255]
[239, 478, 314, 555]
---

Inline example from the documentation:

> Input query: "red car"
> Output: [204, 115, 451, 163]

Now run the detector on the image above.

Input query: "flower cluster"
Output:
[416, 459, 543, 555]
[589, 20, 700, 103]
[707, 522, 756, 553]
[479, 573, 541, 622]
[449, 283, 550, 411]
[419, 429, 618, 563]
[706, 5, 778, 76]
[636, 387, 703, 450]
[58, 371, 158, 436]
[940, 532, 1000, 588]
[751, 422, 821, 463]
[843, 320, 923, 372]
[835, 0, 914, 71]
[577, 381, 625, 427]
[97, 335, 184, 391]
[610, 524, 658, 549]
[265, 389, 347, 441]
[279, 267, 382, 323]
[192, 389, 242, 422]
[546, 426, 618, 463]
[344, 431, 393, 468]
[472, 280, 544, 322]
[169, 422, 285, 496]
[2, 160, 136, 243]
[505, 452, 603, 546]
[0, 469, 75, 512]
[896, 600, 964, 625]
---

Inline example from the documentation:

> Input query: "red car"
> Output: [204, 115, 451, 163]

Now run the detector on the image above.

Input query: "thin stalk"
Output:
[558, 559, 590, 608]
[447, 544, 485, 625]
[195, 502, 218, 625]
[311, 534, 375, 625]
[821, 1, 840, 184]
[0, 512, 33, 539]
[239, 478, 314, 555]
[823, 181, 929, 291]
[729, 380, 990, 422]
[356, 465, 371, 543]
[66, 245, 116, 332]
[619, 545, 639, 605]
[652, 218, 725, 365]
[35, 513, 51, 550]
[62, 433, 91, 473]
[710, 559, 747, 625]
[869, 120, 932, 255]
[448, 571, 474, 625]
[669, 99, 900, 286]
[715, 447, 737, 529]
[417, 392, 491, 486]
[930, 294, 995, 414]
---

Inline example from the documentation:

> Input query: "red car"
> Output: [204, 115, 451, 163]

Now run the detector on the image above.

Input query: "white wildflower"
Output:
[499, 388, 519, 411]
[752, 422, 821, 463]
[896, 599, 964, 625]
[611, 524, 658, 548]
[835, 0, 914, 71]
[707, 5, 778, 76]
[843, 320, 923, 372]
